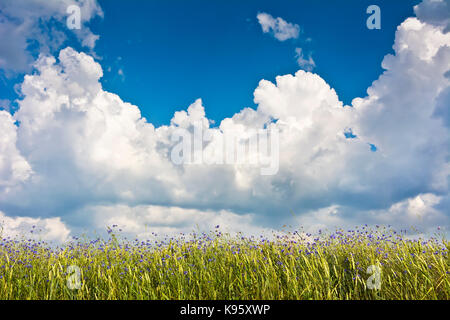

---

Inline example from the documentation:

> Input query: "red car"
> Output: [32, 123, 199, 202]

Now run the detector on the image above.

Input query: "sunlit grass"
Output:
[0, 226, 448, 299]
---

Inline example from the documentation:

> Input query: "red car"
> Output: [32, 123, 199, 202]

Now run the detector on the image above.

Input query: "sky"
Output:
[2, 0, 422, 125]
[0, 0, 449, 242]
[93, 0, 421, 126]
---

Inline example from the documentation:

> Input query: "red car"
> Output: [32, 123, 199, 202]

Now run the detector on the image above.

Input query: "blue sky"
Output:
[96, 0, 421, 125]
[0, 0, 448, 241]
[2, 0, 420, 125]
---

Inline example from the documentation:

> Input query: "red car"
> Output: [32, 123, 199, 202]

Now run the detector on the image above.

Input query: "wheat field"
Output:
[0, 226, 448, 300]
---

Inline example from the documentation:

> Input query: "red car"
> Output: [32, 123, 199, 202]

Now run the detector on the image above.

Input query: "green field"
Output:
[0, 226, 449, 300]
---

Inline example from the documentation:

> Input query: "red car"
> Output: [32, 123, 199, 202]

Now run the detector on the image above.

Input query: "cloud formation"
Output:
[414, 0, 450, 32]
[0, 211, 70, 242]
[0, 1, 449, 241]
[0, 110, 32, 194]
[0, 0, 103, 74]
[256, 12, 300, 41]
[295, 48, 316, 71]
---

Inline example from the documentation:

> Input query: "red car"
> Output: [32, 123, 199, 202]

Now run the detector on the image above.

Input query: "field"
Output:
[0, 226, 449, 300]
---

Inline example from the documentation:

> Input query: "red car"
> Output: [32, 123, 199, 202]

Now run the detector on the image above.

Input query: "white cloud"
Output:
[256, 12, 300, 41]
[0, 211, 70, 242]
[0, 1, 448, 237]
[414, 0, 450, 32]
[293, 194, 447, 235]
[71, 204, 274, 239]
[0, 0, 103, 74]
[0, 99, 12, 112]
[295, 48, 316, 71]
[372, 193, 444, 225]
[0, 110, 32, 195]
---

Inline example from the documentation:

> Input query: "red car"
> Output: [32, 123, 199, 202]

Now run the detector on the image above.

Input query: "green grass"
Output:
[0, 226, 449, 300]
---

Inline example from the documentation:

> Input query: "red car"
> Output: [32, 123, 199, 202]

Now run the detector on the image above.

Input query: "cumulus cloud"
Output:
[371, 194, 445, 228]
[0, 0, 103, 74]
[0, 211, 70, 242]
[0, 0, 448, 238]
[256, 12, 300, 41]
[414, 0, 450, 32]
[295, 48, 316, 71]
[0, 110, 32, 195]
[0, 99, 12, 112]
[294, 194, 446, 235]
[70, 204, 274, 240]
